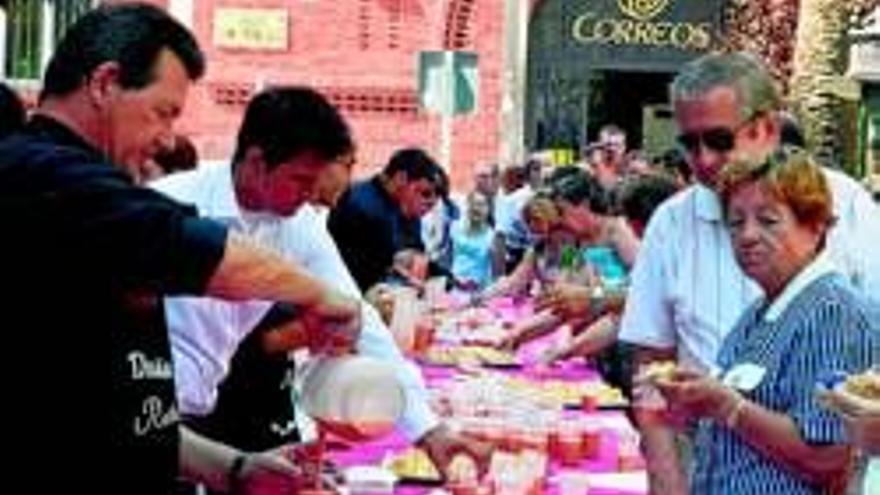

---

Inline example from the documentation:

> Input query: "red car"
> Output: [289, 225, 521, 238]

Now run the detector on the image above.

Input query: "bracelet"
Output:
[588, 287, 605, 317]
[724, 395, 747, 429]
[228, 453, 247, 494]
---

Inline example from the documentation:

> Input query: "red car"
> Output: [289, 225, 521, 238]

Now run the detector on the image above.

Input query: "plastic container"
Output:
[300, 356, 406, 441]
[389, 286, 421, 353]
[344, 465, 398, 495]
[425, 276, 448, 308]
[617, 431, 644, 471]
[557, 471, 591, 495]
[550, 421, 583, 466]
[581, 424, 602, 460]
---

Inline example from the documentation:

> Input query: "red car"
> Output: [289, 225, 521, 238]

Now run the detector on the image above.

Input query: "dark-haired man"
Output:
[0, 4, 358, 493]
[329, 147, 446, 291]
[0, 82, 26, 138]
[157, 99, 489, 479]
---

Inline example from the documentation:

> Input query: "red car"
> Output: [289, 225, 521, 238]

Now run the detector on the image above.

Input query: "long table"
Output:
[327, 298, 648, 495]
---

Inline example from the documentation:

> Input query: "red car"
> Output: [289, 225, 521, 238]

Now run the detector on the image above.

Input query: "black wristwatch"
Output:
[228, 453, 247, 494]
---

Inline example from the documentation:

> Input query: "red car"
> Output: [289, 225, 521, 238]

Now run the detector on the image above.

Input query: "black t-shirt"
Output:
[186, 303, 300, 452]
[328, 177, 424, 291]
[0, 117, 227, 493]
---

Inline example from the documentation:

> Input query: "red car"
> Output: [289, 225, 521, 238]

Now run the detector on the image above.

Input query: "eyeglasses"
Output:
[676, 115, 759, 154]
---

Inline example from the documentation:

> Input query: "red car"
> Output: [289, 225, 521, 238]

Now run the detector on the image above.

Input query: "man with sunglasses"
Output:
[329, 147, 447, 291]
[618, 52, 880, 495]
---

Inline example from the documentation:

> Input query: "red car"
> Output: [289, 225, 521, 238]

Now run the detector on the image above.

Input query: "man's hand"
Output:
[365, 283, 395, 325]
[628, 347, 688, 495]
[417, 424, 493, 480]
[302, 289, 362, 355]
[261, 321, 309, 354]
[233, 446, 299, 495]
[236, 442, 343, 495]
[495, 330, 521, 352]
[538, 344, 569, 365]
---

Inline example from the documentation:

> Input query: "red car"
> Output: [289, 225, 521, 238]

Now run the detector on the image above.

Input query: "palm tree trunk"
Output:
[789, 0, 851, 168]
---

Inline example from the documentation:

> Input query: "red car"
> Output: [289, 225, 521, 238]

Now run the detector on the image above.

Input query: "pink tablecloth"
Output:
[329, 417, 643, 495]
[329, 299, 646, 495]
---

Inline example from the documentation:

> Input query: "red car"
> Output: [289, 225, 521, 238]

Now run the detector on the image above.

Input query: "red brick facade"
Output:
[155, 0, 506, 188]
[19, 1, 840, 186]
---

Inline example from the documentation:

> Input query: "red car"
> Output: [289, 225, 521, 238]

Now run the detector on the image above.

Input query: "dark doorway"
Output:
[526, 68, 675, 156]
[586, 71, 674, 154]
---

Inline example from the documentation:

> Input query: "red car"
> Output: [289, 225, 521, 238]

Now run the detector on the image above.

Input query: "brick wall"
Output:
[165, 0, 506, 189]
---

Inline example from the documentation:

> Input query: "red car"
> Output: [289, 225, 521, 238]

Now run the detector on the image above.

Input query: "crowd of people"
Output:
[0, 3, 877, 495]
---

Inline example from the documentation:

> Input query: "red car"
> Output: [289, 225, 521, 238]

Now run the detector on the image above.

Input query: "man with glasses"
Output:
[329, 147, 446, 291]
[618, 52, 880, 494]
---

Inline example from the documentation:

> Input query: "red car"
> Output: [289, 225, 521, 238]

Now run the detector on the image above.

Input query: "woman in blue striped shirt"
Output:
[655, 147, 879, 495]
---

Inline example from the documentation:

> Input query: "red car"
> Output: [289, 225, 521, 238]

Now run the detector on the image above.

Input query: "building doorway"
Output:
[586, 70, 675, 155]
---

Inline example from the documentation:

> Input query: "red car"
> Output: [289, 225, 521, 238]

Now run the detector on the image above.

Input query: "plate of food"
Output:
[817, 368, 880, 454]
[842, 368, 880, 400]
[422, 345, 520, 369]
[642, 361, 678, 382]
[385, 448, 443, 485]
[591, 385, 629, 410]
[470, 346, 520, 369]
[505, 378, 628, 409]
[554, 381, 628, 410]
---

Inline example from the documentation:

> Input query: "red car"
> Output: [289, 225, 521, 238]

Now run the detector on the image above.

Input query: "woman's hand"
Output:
[654, 369, 740, 423]
[537, 282, 593, 320]
[819, 387, 880, 418]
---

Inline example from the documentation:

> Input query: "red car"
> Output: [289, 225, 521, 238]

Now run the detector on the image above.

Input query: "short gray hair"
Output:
[671, 52, 781, 121]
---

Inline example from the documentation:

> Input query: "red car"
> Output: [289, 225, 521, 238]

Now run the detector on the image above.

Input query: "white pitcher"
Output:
[300, 355, 406, 441]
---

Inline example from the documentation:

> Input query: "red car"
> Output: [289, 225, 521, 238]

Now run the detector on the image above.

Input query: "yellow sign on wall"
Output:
[213, 8, 289, 51]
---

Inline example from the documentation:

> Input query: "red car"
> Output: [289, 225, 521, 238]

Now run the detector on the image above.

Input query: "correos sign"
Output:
[572, 0, 713, 51]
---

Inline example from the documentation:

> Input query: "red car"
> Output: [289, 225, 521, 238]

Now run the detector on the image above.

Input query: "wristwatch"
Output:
[228, 453, 247, 493]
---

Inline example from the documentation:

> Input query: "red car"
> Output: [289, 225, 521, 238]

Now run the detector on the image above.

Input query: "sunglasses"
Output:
[677, 113, 764, 154]
[676, 127, 737, 153]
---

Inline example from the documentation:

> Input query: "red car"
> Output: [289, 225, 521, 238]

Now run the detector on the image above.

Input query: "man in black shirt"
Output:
[0, 4, 359, 494]
[0, 82, 25, 138]
[328, 148, 446, 291]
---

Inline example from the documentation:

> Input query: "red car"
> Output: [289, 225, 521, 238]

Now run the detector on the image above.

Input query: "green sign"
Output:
[418, 51, 478, 115]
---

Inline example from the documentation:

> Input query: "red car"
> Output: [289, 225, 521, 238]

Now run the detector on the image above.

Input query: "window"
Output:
[3, 0, 94, 80]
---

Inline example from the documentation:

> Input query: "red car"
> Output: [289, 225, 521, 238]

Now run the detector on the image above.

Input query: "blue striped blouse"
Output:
[691, 273, 880, 495]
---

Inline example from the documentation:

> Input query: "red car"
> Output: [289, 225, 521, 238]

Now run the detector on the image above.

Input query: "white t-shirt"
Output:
[151, 163, 439, 441]
[495, 185, 534, 251]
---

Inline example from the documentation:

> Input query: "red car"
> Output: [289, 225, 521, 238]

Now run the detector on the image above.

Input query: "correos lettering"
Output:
[572, 11, 712, 50]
